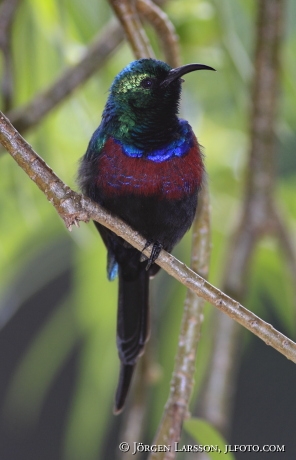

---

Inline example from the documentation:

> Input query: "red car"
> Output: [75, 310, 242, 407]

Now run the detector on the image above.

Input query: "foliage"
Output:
[184, 417, 235, 460]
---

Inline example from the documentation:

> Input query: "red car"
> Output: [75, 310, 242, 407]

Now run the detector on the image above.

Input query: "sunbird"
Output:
[78, 58, 215, 413]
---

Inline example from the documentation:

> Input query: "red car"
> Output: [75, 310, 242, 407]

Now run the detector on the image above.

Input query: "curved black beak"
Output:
[161, 63, 216, 87]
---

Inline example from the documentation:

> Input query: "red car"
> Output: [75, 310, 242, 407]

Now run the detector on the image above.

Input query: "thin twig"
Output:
[0, 0, 22, 111]
[198, 0, 288, 437]
[108, 1, 179, 449]
[272, 207, 296, 315]
[0, 0, 21, 39]
[149, 186, 211, 460]
[5, 17, 124, 134]
[1, 111, 296, 365]
[0, 2, 175, 141]
[273, 209, 296, 280]
[198, 218, 256, 435]
[136, 0, 180, 67]
[109, 0, 154, 59]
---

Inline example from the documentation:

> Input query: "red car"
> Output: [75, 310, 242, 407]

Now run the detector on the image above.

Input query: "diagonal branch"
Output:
[149, 186, 210, 460]
[198, 0, 292, 437]
[0, 1, 173, 151]
[109, 0, 154, 59]
[136, 0, 180, 67]
[1, 111, 296, 365]
[5, 17, 124, 134]
[0, 0, 22, 111]
[0, 0, 176, 144]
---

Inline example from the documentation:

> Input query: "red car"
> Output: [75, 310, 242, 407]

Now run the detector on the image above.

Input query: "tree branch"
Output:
[5, 17, 124, 134]
[149, 186, 210, 460]
[0, 0, 176, 143]
[136, 0, 180, 67]
[1, 111, 296, 365]
[109, 0, 154, 59]
[198, 0, 290, 437]
[0, 0, 22, 111]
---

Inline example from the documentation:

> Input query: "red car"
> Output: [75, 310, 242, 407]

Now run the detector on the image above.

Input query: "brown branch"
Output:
[109, 0, 154, 59]
[110, 2, 206, 451]
[136, 0, 180, 67]
[1, 111, 296, 363]
[0, 0, 21, 39]
[198, 219, 257, 435]
[0, 0, 22, 111]
[5, 18, 124, 133]
[149, 186, 211, 460]
[108, 1, 181, 449]
[198, 0, 288, 436]
[0, 1, 176, 143]
[272, 207, 296, 311]
[274, 210, 296, 279]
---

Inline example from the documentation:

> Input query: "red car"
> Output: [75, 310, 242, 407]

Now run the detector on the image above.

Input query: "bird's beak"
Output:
[161, 63, 216, 87]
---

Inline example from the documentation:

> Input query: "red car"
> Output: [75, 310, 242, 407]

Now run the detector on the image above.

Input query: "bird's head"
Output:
[109, 58, 215, 113]
[102, 59, 215, 148]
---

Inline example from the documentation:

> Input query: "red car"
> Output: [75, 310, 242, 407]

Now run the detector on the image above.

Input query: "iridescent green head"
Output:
[110, 59, 174, 110]
[103, 59, 215, 148]
[110, 59, 214, 111]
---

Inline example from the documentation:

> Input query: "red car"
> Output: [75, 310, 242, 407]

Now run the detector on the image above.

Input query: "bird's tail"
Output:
[114, 266, 150, 414]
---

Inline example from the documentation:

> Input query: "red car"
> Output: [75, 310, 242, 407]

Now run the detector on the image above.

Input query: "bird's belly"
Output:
[100, 188, 198, 252]
[96, 138, 203, 249]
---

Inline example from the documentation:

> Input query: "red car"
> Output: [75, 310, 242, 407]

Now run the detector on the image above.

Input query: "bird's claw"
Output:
[143, 240, 163, 271]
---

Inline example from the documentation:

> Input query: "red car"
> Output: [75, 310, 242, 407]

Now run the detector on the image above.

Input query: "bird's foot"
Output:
[143, 240, 163, 271]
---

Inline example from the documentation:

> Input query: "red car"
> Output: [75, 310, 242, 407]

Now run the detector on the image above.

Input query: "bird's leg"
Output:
[142, 239, 153, 252]
[140, 240, 151, 262]
[143, 240, 163, 271]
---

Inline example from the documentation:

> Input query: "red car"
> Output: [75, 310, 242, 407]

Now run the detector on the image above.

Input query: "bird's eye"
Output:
[140, 78, 155, 89]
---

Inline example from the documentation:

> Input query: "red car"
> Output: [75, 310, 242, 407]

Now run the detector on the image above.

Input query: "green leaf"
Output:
[184, 417, 235, 460]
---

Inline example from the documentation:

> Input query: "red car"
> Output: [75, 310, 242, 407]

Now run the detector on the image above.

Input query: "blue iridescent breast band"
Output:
[114, 119, 193, 163]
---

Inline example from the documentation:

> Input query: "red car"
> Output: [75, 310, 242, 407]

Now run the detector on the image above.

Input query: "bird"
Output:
[78, 58, 215, 414]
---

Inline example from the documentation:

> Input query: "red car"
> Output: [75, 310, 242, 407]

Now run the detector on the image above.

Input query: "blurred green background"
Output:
[1, 0, 296, 459]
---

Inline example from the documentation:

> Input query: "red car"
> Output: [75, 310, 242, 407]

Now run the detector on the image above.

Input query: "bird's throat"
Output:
[113, 119, 194, 163]
[103, 100, 180, 151]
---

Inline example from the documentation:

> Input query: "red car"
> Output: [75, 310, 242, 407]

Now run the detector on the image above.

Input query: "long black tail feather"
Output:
[114, 364, 135, 414]
[114, 266, 149, 413]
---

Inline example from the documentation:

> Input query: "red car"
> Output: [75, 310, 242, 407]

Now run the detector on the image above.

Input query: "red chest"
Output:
[97, 137, 204, 200]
